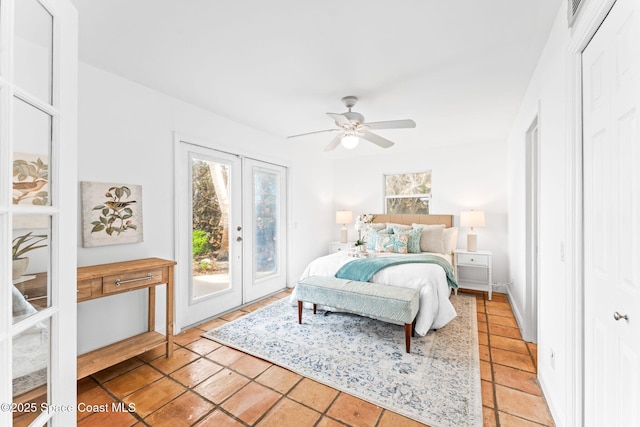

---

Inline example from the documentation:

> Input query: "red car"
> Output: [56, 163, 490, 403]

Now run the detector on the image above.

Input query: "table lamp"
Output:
[336, 210, 353, 243]
[460, 210, 485, 252]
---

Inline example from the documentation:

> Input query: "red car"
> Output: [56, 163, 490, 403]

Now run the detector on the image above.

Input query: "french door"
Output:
[175, 139, 287, 330]
[1, 0, 78, 426]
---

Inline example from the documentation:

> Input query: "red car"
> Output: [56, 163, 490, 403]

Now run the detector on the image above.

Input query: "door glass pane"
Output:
[15, 0, 53, 104]
[254, 170, 279, 279]
[12, 215, 51, 321]
[12, 317, 50, 425]
[13, 97, 51, 206]
[191, 157, 231, 299]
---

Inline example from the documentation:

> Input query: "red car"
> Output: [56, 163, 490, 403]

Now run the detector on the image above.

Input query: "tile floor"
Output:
[71, 290, 554, 427]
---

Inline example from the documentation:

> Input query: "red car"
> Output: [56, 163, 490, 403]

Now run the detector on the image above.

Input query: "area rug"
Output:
[203, 293, 482, 427]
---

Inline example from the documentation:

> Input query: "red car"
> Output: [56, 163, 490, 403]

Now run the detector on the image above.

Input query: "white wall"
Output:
[76, 63, 333, 352]
[507, 3, 574, 424]
[332, 140, 509, 284]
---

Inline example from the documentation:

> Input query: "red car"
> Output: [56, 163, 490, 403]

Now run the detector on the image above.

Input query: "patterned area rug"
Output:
[203, 293, 482, 427]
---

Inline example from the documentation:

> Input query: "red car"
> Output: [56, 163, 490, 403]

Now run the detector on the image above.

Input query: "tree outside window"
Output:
[384, 171, 431, 214]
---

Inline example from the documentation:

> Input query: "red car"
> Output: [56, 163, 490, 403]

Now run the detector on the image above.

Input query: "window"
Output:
[384, 171, 432, 214]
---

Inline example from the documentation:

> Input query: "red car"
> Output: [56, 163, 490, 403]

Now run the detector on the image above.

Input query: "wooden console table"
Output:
[76, 257, 176, 379]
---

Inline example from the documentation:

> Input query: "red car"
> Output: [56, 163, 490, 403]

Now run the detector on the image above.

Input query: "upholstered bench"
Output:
[296, 275, 420, 353]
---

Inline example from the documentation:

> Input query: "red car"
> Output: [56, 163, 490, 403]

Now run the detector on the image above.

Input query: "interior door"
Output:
[176, 142, 243, 329]
[583, 0, 640, 424]
[242, 159, 287, 302]
[1, 0, 78, 425]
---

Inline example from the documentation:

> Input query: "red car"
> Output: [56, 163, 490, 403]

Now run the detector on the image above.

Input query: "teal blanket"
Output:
[335, 254, 458, 289]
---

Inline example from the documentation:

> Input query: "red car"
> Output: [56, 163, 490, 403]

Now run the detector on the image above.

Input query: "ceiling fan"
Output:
[287, 96, 416, 151]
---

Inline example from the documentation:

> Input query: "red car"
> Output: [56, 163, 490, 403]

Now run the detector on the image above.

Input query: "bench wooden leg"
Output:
[313, 303, 317, 314]
[404, 323, 412, 353]
[297, 301, 303, 324]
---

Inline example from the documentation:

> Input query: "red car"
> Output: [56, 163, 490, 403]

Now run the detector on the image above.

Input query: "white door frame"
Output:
[525, 111, 540, 343]
[566, 0, 617, 425]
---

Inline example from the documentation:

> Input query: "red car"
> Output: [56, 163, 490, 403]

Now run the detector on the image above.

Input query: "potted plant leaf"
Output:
[12, 232, 47, 280]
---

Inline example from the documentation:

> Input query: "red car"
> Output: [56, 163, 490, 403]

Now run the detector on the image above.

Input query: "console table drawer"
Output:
[456, 253, 489, 267]
[77, 278, 100, 301]
[102, 268, 165, 294]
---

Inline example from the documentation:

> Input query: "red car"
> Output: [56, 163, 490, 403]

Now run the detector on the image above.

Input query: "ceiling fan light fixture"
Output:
[341, 134, 359, 149]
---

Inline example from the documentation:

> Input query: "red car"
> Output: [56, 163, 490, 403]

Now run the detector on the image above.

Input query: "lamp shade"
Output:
[336, 210, 353, 224]
[460, 210, 485, 228]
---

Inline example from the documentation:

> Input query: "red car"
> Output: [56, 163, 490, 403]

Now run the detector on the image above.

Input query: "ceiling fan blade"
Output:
[360, 130, 394, 149]
[364, 119, 416, 130]
[326, 112, 352, 128]
[324, 134, 344, 152]
[287, 128, 340, 139]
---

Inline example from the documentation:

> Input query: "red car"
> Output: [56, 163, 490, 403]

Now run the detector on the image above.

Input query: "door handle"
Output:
[613, 312, 629, 321]
[236, 236, 243, 242]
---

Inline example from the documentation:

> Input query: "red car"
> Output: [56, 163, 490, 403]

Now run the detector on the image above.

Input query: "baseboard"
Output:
[537, 371, 563, 427]
[505, 286, 528, 341]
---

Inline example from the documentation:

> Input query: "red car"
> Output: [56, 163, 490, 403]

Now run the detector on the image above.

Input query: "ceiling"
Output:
[70, 0, 560, 156]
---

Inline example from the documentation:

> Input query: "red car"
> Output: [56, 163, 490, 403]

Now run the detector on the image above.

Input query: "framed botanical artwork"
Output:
[81, 181, 144, 248]
[13, 152, 49, 205]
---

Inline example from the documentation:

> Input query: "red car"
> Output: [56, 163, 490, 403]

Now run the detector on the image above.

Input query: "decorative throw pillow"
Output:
[442, 227, 459, 254]
[412, 223, 445, 253]
[378, 233, 408, 254]
[386, 222, 412, 232]
[374, 233, 393, 252]
[367, 227, 392, 250]
[393, 227, 422, 253]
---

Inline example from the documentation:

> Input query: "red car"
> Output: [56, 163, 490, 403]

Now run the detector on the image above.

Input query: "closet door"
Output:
[1, 0, 78, 425]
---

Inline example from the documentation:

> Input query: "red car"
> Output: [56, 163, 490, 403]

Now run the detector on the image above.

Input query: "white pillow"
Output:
[386, 222, 412, 232]
[442, 227, 459, 254]
[412, 223, 445, 253]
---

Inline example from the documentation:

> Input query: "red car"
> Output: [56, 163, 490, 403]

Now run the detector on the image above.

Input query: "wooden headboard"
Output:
[371, 214, 453, 228]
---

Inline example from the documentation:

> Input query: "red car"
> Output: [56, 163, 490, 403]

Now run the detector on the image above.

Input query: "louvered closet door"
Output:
[582, 0, 640, 424]
[0, 0, 78, 425]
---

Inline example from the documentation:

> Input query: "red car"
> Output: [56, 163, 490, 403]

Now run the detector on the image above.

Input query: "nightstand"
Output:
[329, 241, 355, 254]
[453, 249, 493, 300]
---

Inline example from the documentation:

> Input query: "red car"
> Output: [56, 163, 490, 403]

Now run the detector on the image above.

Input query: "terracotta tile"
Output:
[103, 365, 163, 398]
[221, 382, 281, 424]
[256, 365, 303, 394]
[478, 331, 489, 346]
[256, 397, 321, 427]
[173, 328, 205, 346]
[197, 318, 227, 332]
[495, 384, 554, 425]
[316, 416, 348, 427]
[477, 321, 488, 333]
[220, 310, 248, 321]
[378, 410, 427, 426]
[486, 307, 515, 318]
[483, 407, 497, 427]
[480, 360, 492, 381]
[486, 299, 510, 309]
[143, 390, 214, 426]
[77, 380, 116, 421]
[326, 393, 383, 427]
[170, 357, 223, 388]
[230, 354, 272, 378]
[490, 335, 529, 354]
[91, 358, 144, 383]
[184, 337, 222, 356]
[137, 343, 174, 363]
[493, 364, 542, 396]
[491, 348, 536, 373]
[489, 323, 522, 340]
[123, 377, 186, 418]
[479, 344, 490, 361]
[150, 347, 200, 374]
[482, 380, 495, 408]
[206, 346, 245, 366]
[476, 301, 486, 313]
[288, 378, 340, 412]
[77, 410, 138, 427]
[193, 368, 249, 404]
[193, 409, 245, 427]
[498, 411, 551, 426]
[477, 312, 486, 323]
[488, 314, 518, 328]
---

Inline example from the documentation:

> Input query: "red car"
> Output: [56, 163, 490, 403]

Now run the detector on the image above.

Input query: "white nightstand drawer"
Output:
[457, 253, 489, 266]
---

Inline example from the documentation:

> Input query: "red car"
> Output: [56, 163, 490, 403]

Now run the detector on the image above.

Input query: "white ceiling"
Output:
[70, 0, 560, 155]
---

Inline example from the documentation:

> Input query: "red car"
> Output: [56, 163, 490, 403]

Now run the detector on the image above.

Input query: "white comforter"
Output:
[290, 251, 457, 335]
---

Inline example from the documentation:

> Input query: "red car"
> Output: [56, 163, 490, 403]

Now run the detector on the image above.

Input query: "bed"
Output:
[291, 214, 459, 335]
